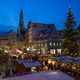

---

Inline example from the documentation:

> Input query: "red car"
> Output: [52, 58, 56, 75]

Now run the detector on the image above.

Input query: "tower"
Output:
[17, 9, 26, 46]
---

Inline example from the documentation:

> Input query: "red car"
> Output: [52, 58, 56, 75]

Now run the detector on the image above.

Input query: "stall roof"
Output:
[74, 61, 80, 66]
[18, 60, 28, 64]
[74, 57, 80, 61]
[31, 50, 40, 54]
[51, 57, 61, 61]
[61, 59, 73, 63]
[60, 56, 73, 60]
[23, 61, 42, 68]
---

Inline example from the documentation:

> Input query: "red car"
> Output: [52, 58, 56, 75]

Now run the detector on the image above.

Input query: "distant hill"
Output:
[0, 24, 16, 32]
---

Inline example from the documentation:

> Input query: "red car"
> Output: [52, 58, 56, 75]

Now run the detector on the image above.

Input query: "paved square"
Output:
[1, 70, 75, 80]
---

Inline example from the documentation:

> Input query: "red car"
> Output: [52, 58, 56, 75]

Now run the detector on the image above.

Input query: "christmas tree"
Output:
[62, 7, 79, 57]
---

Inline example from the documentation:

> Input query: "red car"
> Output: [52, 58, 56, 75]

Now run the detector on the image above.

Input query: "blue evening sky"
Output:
[0, 0, 80, 31]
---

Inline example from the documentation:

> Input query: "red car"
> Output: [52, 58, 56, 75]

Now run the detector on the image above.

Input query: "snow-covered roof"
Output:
[51, 57, 61, 61]
[74, 57, 80, 61]
[6, 70, 75, 80]
[64, 56, 73, 59]
[61, 56, 73, 59]
[23, 61, 42, 68]
[39, 53, 46, 57]
[18, 60, 28, 64]
[61, 59, 73, 63]
[31, 50, 40, 54]
[18, 60, 42, 67]
[74, 61, 80, 66]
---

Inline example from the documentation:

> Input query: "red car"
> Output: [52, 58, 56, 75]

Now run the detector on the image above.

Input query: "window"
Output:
[50, 49, 56, 54]
[37, 44, 39, 46]
[78, 43, 79, 45]
[60, 43, 61, 46]
[57, 49, 61, 54]
[41, 44, 43, 46]
[57, 43, 58, 46]
[45, 43, 47, 46]
[50, 43, 52, 46]
[53, 43, 55, 46]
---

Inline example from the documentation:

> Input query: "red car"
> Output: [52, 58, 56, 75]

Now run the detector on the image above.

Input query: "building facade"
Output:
[47, 30, 62, 54]
[0, 30, 17, 48]
[26, 22, 62, 54]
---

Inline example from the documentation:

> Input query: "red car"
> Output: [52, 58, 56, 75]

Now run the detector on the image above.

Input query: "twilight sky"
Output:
[0, 0, 80, 31]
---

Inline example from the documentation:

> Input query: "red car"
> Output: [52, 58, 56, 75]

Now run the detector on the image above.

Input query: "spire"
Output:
[27, 18, 32, 28]
[19, 9, 24, 30]
[17, 9, 26, 41]
[28, 17, 32, 25]
[28, 20, 32, 25]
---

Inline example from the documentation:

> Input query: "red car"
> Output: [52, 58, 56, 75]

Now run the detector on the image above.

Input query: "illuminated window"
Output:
[57, 43, 58, 46]
[38, 44, 40, 46]
[41, 44, 43, 46]
[60, 43, 61, 46]
[78, 43, 79, 45]
[50, 49, 56, 54]
[50, 43, 52, 46]
[53, 43, 55, 46]
[45, 43, 47, 46]
[57, 49, 61, 54]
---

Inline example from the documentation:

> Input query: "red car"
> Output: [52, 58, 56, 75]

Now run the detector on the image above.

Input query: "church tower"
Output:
[17, 9, 26, 46]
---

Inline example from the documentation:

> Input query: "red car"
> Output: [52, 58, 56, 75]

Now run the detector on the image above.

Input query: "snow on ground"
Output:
[0, 70, 75, 80]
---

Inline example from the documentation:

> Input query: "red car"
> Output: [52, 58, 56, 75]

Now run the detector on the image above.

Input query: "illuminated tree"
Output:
[62, 8, 79, 57]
